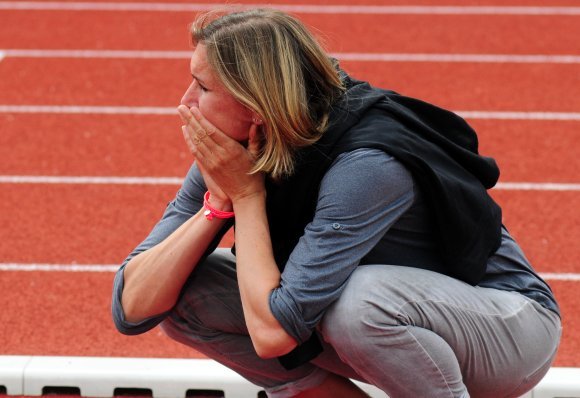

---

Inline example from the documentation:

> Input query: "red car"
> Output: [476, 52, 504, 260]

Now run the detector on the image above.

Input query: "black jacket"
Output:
[271, 74, 503, 369]
[268, 73, 502, 285]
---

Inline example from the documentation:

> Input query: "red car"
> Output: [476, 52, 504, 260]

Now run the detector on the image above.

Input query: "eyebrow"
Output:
[191, 72, 209, 87]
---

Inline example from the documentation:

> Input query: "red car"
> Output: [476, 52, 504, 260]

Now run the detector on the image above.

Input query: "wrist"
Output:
[205, 192, 232, 212]
[208, 200, 233, 213]
[203, 191, 234, 221]
[232, 191, 266, 210]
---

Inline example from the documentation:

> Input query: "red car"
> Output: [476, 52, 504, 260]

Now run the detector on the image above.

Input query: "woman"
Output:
[112, 8, 561, 397]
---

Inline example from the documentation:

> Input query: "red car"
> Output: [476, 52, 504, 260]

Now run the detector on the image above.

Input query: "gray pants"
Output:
[161, 249, 561, 398]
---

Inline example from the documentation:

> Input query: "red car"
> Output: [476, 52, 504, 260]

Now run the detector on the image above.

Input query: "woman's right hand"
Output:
[178, 106, 232, 211]
[177, 105, 265, 207]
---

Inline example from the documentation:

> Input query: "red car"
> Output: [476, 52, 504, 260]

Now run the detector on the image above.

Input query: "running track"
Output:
[0, 0, 579, 392]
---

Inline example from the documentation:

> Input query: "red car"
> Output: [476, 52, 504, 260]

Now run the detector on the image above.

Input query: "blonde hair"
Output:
[191, 8, 344, 179]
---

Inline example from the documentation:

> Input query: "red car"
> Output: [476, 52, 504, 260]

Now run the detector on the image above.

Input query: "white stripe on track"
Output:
[2, 105, 580, 121]
[3, 49, 192, 59]
[540, 273, 580, 281]
[0, 175, 183, 185]
[0, 263, 119, 272]
[3, 49, 580, 64]
[335, 53, 580, 64]
[2, 263, 578, 280]
[1, 175, 578, 191]
[455, 111, 580, 121]
[0, 105, 176, 115]
[0, 2, 580, 15]
[495, 182, 580, 191]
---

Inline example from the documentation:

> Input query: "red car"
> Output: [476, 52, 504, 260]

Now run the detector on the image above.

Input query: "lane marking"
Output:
[0, 263, 119, 272]
[3, 49, 192, 59]
[0, 175, 578, 191]
[457, 111, 580, 121]
[540, 273, 580, 281]
[495, 182, 580, 191]
[0, 2, 580, 15]
[1, 105, 580, 121]
[0, 50, 5, 62]
[1, 262, 578, 280]
[0, 175, 183, 185]
[3, 49, 580, 64]
[0, 105, 176, 115]
[335, 53, 580, 64]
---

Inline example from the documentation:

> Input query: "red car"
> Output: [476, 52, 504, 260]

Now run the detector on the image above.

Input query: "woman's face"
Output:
[181, 44, 253, 142]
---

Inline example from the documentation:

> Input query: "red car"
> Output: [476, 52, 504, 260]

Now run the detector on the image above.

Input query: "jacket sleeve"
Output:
[269, 148, 416, 344]
[112, 263, 170, 335]
[111, 163, 224, 335]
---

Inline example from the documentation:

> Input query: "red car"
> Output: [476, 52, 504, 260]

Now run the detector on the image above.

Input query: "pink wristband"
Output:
[203, 191, 235, 221]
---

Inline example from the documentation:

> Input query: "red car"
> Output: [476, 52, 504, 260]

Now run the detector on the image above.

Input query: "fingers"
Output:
[176, 105, 190, 124]
[178, 106, 221, 148]
[181, 125, 199, 154]
[178, 106, 204, 137]
[247, 123, 261, 158]
[178, 105, 260, 167]
[177, 105, 204, 143]
[190, 107, 229, 146]
[178, 107, 211, 157]
[182, 124, 214, 165]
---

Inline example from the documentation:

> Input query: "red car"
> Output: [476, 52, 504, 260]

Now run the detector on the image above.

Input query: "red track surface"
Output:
[16, 0, 580, 4]
[0, 115, 189, 177]
[1, 58, 579, 111]
[1, 11, 580, 54]
[0, 186, 575, 268]
[1, 116, 579, 182]
[0, 2, 578, 395]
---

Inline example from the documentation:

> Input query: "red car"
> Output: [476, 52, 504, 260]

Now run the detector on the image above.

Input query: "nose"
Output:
[180, 81, 198, 108]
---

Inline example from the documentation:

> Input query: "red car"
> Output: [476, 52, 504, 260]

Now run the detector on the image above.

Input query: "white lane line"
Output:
[0, 50, 5, 62]
[540, 273, 580, 281]
[2, 263, 578, 280]
[1, 105, 580, 121]
[335, 53, 580, 64]
[495, 182, 580, 191]
[0, 105, 176, 115]
[3, 49, 192, 59]
[3, 49, 580, 64]
[455, 111, 580, 121]
[0, 175, 183, 185]
[0, 263, 119, 272]
[0, 2, 580, 15]
[1, 175, 579, 191]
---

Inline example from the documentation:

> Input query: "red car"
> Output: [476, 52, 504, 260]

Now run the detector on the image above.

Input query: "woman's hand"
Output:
[177, 105, 264, 207]
[178, 106, 296, 358]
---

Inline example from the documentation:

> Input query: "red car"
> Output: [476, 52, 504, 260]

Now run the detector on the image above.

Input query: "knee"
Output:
[319, 265, 400, 347]
[166, 253, 246, 337]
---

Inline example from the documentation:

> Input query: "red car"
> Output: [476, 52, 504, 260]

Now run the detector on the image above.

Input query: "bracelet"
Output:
[203, 191, 235, 221]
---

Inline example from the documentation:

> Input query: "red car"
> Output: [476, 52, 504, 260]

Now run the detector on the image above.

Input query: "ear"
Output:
[251, 112, 264, 125]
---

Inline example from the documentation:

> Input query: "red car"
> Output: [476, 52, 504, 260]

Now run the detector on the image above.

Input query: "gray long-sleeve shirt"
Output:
[112, 148, 559, 341]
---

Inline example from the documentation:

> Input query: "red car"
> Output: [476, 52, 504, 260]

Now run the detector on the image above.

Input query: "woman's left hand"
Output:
[177, 105, 265, 203]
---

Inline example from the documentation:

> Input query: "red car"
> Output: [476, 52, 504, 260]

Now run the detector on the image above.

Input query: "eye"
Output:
[191, 75, 208, 92]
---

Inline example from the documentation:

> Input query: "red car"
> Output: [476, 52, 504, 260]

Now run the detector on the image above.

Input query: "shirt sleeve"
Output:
[269, 148, 416, 343]
[111, 163, 211, 335]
